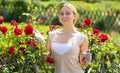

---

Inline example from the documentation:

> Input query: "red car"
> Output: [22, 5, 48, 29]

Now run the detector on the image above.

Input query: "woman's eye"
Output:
[66, 13, 70, 15]
[60, 13, 64, 15]
[60, 13, 70, 16]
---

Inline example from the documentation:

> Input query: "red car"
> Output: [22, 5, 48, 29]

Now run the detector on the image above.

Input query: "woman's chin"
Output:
[61, 22, 69, 25]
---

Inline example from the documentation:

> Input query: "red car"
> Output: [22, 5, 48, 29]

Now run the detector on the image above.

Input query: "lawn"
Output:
[39, 1, 120, 10]
[71, 1, 120, 10]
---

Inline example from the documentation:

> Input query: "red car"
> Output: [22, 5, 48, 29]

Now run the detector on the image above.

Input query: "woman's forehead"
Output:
[60, 6, 72, 12]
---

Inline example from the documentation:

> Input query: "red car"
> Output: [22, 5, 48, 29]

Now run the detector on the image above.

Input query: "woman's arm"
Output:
[46, 35, 51, 52]
[33, 30, 54, 63]
[80, 37, 90, 68]
[45, 34, 54, 63]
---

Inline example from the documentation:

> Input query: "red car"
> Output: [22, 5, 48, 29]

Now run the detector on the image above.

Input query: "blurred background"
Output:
[0, 0, 120, 46]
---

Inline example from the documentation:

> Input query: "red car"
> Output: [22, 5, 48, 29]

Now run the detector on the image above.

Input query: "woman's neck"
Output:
[62, 25, 76, 33]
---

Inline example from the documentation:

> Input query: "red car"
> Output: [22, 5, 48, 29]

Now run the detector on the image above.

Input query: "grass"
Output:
[70, 1, 120, 10]
[39, 1, 120, 10]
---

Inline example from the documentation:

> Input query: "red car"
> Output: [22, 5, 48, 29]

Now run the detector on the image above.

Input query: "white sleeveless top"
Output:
[49, 30, 86, 73]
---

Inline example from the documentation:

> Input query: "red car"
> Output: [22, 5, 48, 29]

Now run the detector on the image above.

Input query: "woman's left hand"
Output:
[82, 50, 91, 63]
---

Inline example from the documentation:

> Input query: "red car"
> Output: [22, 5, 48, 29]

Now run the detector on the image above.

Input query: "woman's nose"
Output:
[62, 14, 67, 17]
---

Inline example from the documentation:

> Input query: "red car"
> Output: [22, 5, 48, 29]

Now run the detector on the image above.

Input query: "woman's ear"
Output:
[73, 15, 76, 23]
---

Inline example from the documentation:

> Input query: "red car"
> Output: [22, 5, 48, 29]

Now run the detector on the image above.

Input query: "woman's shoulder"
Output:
[75, 31, 85, 36]
[76, 31, 87, 44]
[76, 31, 87, 39]
[49, 29, 61, 35]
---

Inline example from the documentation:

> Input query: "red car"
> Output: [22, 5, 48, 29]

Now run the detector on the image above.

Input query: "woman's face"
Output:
[59, 6, 75, 25]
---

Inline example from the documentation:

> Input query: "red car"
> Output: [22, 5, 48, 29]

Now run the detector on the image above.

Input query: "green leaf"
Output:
[22, 13, 30, 16]
[21, 56, 25, 61]
[106, 60, 111, 68]
[96, 52, 102, 59]
[114, 57, 119, 63]
[22, 13, 27, 15]
[110, 50, 117, 54]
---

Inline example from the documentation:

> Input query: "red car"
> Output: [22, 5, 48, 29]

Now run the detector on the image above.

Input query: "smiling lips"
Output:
[61, 19, 69, 23]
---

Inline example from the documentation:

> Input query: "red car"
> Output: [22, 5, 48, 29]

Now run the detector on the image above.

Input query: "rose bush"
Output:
[0, 17, 54, 73]
[80, 18, 120, 73]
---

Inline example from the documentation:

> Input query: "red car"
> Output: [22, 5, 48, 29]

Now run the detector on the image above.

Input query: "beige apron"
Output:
[49, 30, 85, 73]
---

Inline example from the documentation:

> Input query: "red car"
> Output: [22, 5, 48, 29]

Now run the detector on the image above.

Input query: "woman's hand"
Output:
[33, 30, 45, 44]
[80, 50, 91, 68]
[80, 37, 91, 68]
[82, 50, 91, 63]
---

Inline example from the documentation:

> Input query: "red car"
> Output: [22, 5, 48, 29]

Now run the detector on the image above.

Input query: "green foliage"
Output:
[80, 26, 120, 73]
[0, 19, 54, 73]
[0, 0, 29, 22]
[83, 0, 102, 3]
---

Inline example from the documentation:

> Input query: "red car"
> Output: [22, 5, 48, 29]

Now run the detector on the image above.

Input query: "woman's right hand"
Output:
[33, 30, 45, 44]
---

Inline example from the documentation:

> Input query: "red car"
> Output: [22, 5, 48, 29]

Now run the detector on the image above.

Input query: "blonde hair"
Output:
[59, 2, 78, 24]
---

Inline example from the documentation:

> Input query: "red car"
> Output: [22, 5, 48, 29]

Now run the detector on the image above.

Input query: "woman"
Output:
[46, 2, 91, 73]
[34, 2, 91, 73]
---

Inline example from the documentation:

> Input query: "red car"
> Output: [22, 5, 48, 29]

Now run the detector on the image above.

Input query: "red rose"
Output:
[53, 26, 56, 29]
[84, 18, 91, 26]
[0, 17, 4, 24]
[49, 25, 54, 31]
[10, 20, 18, 26]
[19, 47, 25, 51]
[0, 26, 8, 34]
[93, 28, 100, 36]
[79, 24, 84, 28]
[27, 40, 37, 48]
[14, 26, 22, 36]
[99, 34, 108, 42]
[37, 19, 43, 24]
[56, 25, 61, 29]
[46, 56, 54, 64]
[26, 19, 29, 23]
[24, 24, 34, 35]
[8, 46, 15, 54]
